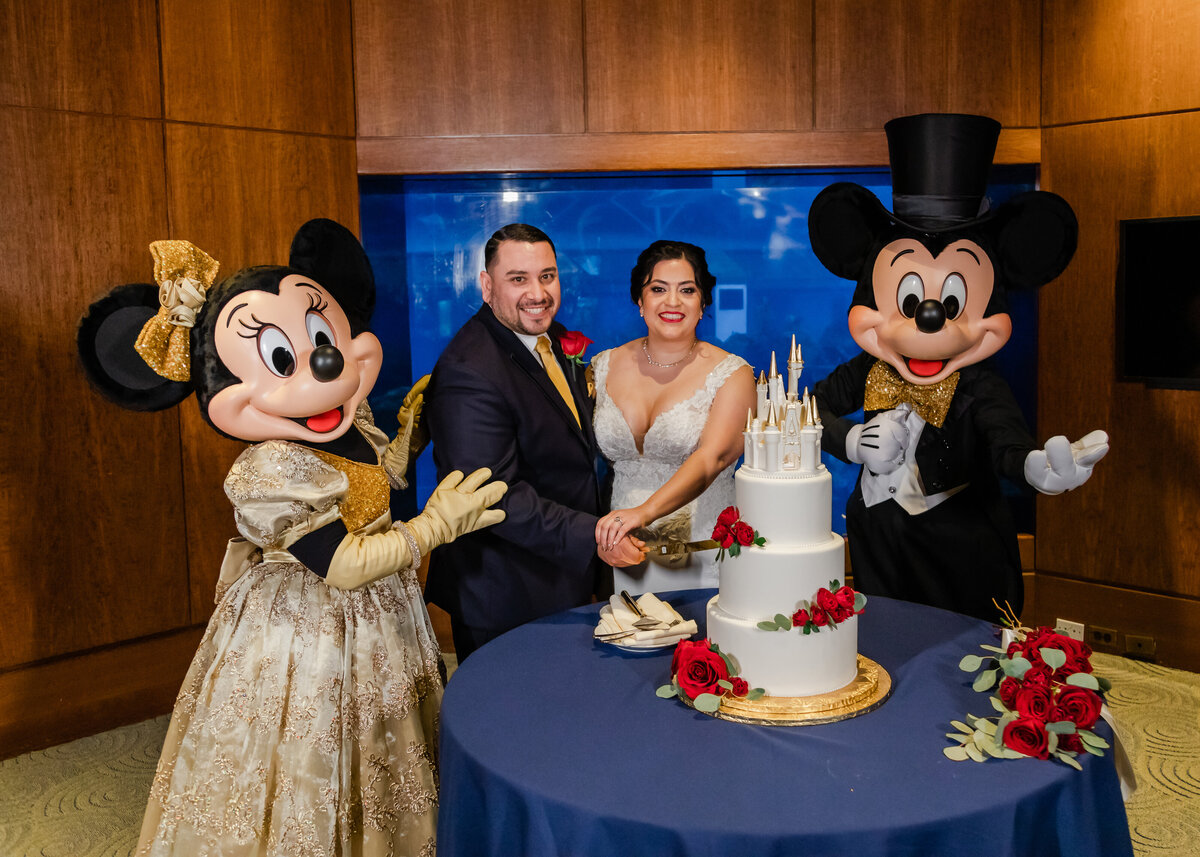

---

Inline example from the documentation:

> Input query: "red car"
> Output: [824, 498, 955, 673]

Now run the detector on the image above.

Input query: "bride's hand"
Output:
[596, 508, 644, 551]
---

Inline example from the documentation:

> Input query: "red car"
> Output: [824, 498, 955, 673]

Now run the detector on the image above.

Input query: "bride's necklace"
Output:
[642, 337, 697, 368]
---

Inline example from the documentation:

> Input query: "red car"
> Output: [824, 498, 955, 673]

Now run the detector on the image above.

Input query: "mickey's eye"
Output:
[306, 311, 336, 348]
[257, 326, 296, 377]
[941, 273, 966, 320]
[897, 273, 924, 318]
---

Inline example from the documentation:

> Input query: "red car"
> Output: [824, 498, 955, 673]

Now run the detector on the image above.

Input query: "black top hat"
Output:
[886, 113, 1001, 232]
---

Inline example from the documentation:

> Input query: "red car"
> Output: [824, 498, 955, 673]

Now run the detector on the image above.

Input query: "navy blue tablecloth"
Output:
[437, 591, 1132, 857]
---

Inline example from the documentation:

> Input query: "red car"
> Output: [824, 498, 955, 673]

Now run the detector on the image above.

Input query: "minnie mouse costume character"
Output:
[809, 114, 1108, 622]
[78, 219, 505, 855]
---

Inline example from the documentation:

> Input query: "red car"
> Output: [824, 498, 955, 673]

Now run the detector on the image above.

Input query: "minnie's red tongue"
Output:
[306, 408, 342, 433]
[906, 358, 946, 378]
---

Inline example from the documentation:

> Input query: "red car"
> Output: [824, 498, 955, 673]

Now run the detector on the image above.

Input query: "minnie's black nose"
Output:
[310, 344, 344, 382]
[915, 299, 946, 333]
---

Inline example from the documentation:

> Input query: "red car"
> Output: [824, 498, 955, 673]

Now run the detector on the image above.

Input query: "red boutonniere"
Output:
[710, 506, 765, 561]
[558, 330, 593, 366]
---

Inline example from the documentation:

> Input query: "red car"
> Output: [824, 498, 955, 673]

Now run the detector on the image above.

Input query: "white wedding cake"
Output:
[703, 345, 862, 699]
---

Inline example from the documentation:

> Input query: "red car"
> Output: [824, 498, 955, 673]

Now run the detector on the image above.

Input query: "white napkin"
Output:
[594, 592, 697, 647]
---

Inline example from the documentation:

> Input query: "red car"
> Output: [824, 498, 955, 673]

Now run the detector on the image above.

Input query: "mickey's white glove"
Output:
[383, 374, 431, 490]
[325, 468, 506, 590]
[1024, 430, 1109, 495]
[846, 406, 912, 475]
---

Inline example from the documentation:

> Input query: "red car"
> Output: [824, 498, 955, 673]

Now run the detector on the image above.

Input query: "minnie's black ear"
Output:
[808, 182, 894, 281]
[77, 283, 193, 411]
[289, 218, 375, 332]
[989, 191, 1078, 290]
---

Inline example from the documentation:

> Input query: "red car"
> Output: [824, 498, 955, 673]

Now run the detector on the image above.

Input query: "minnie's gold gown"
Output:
[137, 406, 441, 856]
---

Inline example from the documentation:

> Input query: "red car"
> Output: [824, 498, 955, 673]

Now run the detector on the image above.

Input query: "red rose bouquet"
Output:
[558, 330, 593, 366]
[657, 639, 764, 713]
[710, 506, 765, 561]
[946, 608, 1112, 769]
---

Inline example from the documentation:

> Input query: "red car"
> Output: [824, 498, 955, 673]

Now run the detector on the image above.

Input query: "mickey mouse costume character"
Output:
[809, 114, 1108, 622]
[78, 219, 506, 855]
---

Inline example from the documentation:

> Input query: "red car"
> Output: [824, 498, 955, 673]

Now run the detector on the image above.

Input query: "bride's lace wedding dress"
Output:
[592, 349, 749, 595]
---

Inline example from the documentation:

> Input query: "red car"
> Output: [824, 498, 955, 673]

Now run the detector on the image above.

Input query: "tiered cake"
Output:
[705, 461, 857, 697]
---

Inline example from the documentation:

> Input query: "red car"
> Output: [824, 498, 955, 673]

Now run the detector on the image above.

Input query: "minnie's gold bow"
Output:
[134, 240, 220, 381]
[863, 359, 959, 428]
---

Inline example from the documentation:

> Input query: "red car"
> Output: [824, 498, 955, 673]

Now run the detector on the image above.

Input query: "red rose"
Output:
[729, 677, 749, 697]
[673, 640, 730, 700]
[1052, 685, 1103, 730]
[733, 521, 755, 547]
[1014, 683, 1053, 721]
[791, 608, 810, 628]
[1062, 733, 1087, 754]
[1003, 716, 1050, 759]
[811, 609, 829, 627]
[557, 330, 593, 359]
[835, 586, 856, 609]
[832, 602, 854, 622]
[671, 638, 707, 677]
[816, 588, 838, 613]
[1021, 665, 1052, 687]
[1055, 637, 1094, 677]
[711, 523, 735, 548]
[716, 506, 740, 527]
[998, 676, 1020, 709]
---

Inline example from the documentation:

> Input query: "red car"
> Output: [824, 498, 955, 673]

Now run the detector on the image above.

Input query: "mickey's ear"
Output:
[289, 218, 375, 332]
[77, 283, 193, 411]
[808, 182, 894, 281]
[990, 191, 1078, 290]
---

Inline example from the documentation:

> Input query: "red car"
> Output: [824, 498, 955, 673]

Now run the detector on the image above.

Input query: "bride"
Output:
[593, 240, 756, 594]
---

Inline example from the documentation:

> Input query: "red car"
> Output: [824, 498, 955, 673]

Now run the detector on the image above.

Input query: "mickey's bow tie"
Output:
[863, 360, 959, 428]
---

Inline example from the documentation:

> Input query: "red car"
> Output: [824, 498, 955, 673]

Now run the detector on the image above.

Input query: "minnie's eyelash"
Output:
[306, 291, 329, 314]
[236, 314, 269, 339]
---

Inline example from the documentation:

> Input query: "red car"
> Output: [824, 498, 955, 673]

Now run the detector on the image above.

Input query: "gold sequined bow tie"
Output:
[863, 360, 959, 428]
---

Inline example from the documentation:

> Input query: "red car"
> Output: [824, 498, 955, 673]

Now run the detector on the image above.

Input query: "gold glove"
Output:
[324, 467, 506, 590]
[405, 468, 507, 555]
[383, 374, 431, 489]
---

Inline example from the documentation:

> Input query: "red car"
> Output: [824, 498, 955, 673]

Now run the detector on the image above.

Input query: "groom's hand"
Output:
[599, 535, 645, 568]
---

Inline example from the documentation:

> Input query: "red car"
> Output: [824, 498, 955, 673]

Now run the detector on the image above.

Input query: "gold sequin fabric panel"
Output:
[309, 449, 392, 533]
[137, 562, 443, 856]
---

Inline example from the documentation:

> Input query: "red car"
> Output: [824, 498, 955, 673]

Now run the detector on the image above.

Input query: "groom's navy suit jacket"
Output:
[425, 305, 607, 634]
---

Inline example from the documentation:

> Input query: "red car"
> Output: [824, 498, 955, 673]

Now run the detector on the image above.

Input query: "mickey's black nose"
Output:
[915, 299, 946, 333]
[310, 344, 344, 382]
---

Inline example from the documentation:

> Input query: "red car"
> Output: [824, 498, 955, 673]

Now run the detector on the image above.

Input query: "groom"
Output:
[425, 223, 643, 660]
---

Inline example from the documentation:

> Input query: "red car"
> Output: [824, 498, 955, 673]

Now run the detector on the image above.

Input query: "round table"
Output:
[437, 591, 1132, 857]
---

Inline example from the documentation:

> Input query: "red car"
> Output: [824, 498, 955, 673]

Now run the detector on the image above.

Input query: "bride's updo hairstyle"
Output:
[629, 240, 716, 310]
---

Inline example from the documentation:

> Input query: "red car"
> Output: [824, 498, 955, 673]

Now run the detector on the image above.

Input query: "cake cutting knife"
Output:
[641, 539, 721, 557]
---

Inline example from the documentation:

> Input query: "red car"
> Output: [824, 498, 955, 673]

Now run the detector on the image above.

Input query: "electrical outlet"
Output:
[1055, 619, 1085, 641]
[1124, 634, 1156, 660]
[1087, 625, 1120, 652]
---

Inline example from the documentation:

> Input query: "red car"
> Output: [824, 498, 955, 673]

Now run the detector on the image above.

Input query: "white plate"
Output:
[593, 604, 692, 651]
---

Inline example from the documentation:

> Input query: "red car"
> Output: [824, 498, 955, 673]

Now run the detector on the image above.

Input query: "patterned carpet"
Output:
[1, 654, 1196, 855]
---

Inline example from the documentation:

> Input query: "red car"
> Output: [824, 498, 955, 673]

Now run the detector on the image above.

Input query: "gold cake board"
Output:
[700, 655, 891, 726]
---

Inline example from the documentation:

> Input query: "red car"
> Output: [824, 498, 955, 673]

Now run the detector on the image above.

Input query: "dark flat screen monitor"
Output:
[1116, 215, 1200, 390]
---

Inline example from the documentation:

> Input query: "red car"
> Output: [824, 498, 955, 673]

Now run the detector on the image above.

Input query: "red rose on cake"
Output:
[671, 640, 730, 700]
[716, 507, 740, 527]
[733, 521, 755, 547]
[791, 607, 810, 628]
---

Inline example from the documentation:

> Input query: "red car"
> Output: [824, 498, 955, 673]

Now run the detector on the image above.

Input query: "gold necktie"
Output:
[535, 336, 581, 428]
[863, 360, 959, 428]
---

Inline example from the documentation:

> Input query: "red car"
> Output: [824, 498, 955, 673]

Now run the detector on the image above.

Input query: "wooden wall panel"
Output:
[0, 0, 160, 116]
[161, 0, 355, 136]
[814, 0, 1040, 131]
[354, 0, 585, 137]
[162, 124, 361, 619]
[1043, 0, 1200, 126]
[0, 108, 185, 668]
[1037, 114, 1200, 597]
[585, 0, 811, 133]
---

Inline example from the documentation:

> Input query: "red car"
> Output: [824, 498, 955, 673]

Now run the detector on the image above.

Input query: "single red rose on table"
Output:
[672, 640, 730, 700]
[1003, 716, 1051, 759]
[557, 330, 593, 362]
[1052, 685, 1103, 730]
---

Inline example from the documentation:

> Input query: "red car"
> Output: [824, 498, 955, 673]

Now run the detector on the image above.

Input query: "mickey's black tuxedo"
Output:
[814, 351, 1036, 620]
[425, 306, 607, 656]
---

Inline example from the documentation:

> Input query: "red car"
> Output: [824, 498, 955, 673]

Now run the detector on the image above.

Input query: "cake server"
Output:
[620, 590, 668, 630]
[642, 539, 720, 557]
